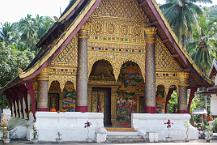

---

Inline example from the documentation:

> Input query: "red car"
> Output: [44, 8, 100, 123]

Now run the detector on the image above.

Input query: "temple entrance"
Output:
[48, 81, 61, 112]
[92, 87, 112, 127]
[89, 60, 115, 127]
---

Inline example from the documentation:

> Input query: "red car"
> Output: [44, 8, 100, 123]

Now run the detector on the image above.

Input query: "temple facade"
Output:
[1, 0, 213, 142]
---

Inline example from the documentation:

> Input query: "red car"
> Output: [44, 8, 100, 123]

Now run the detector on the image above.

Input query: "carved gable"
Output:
[51, 38, 78, 67]
[49, 0, 183, 82]
[156, 39, 182, 72]
[86, 0, 148, 50]
[93, 0, 146, 20]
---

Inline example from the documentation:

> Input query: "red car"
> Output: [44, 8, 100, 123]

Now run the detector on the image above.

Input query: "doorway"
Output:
[92, 87, 112, 127]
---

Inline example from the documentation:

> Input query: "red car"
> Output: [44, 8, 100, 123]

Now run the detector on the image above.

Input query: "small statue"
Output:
[1, 113, 10, 144]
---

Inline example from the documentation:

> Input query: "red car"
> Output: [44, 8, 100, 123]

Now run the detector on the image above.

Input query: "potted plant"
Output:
[204, 124, 213, 142]
[31, 124, 38, 143]
[1, 113, 10, 144]
[164, 119, 173, 142]
[2, 127, 10, 144]
[184, 121, 189, 142]
[84, 121, 92, 142]
[56, 131, 62, 143]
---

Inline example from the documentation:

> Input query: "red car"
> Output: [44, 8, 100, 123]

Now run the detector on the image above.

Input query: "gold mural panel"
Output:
[88, 47, 145, 81]
[87, 17, 146, 48]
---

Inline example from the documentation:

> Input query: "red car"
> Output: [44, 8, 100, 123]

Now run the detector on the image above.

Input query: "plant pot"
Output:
[3, 138, 10, 144]
[86, 138, 93, 143]
[56, 138, 62, 143]
[31, 138, 38, 144]
[166, 137, 172, 142]
[185, 138, 189, 142]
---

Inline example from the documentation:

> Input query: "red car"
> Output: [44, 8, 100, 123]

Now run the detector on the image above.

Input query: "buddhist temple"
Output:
[0, 0, 213, 142]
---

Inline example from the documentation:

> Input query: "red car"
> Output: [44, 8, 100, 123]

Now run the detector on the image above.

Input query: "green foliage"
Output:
[191, 95, 207, 113]
[187, 8, 217, 73]
[160, 0, 212, 45]
[18, 14, 54, 52]
[0, 14, 54, 108]
[212, 118, 217, 132]
[160, 1, 217, 75]
[168, 91, 178, 113]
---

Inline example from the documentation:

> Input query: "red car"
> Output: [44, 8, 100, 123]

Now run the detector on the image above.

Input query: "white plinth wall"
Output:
[29, 112, 107, 142]
[132, 113, 199, 141]
[7, 112, 199, 142]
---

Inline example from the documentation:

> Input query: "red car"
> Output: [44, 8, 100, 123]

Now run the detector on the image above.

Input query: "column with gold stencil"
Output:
[178, 72, 190, 113]
[144, 27, 157, 113]
[37, 68, 49, 111]
[76, 26, 89, 112]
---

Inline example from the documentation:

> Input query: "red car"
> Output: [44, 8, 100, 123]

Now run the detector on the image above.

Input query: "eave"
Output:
[19, 0, 101, 80]
[139, 0, 213, 87]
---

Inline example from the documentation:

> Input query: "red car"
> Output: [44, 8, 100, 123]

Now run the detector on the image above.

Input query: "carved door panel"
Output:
[91, 87, 112, 127]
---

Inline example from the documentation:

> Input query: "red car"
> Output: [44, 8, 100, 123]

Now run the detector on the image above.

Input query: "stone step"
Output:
[106, 127, 135, 132]
[106, 138, 145, 143]
[107, 131, 139, 136]
[106, 131, 146, 143]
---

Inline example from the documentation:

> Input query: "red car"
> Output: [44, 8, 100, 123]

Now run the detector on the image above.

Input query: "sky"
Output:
[0, 0, 70, 23]
[0, 0, 216, 23]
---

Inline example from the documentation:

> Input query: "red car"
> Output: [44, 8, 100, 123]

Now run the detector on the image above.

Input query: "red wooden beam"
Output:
[16, 86, 25, 119]
[23, 88, 29, 120]
[7, 90, 17, 117]
[18, 84, 29, 119]
[25, 81, 36, 121]
[5, 93, 13, 117]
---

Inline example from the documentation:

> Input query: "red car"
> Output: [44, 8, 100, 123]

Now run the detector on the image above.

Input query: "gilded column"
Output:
[144, 27, 157, 113]
[178, 72, 190, 113]
[37, 68, 49, 111]
[76, 28, 88, 112]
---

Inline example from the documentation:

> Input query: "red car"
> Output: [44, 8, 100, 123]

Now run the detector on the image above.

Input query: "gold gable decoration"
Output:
[87, 17, 146, 48]
[51, 38, 78, 67]
[86, 0, 148, 49]
[93, 0, 146, 21]
[156, 39, 182, 72]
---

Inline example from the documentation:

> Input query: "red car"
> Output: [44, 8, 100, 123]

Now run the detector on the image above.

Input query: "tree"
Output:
[160, 0, 212, 46]
[0, 22, 18, 45]
[18, 14, 38, 52]
[187, 9, 217, 73]
[0, 42, 18, 87]
[0, 14, 54, 108]
[34, 15, 54, 39]
[17, 14, 54, 53]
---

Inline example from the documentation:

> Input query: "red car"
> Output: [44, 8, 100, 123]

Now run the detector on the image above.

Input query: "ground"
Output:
[6, 140, 217, 145]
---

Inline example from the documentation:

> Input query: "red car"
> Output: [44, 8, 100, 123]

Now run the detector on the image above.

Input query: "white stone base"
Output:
[28, 112, 106, 142]
[8, 117, 33, 139]
[132, 113, 199, 141]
